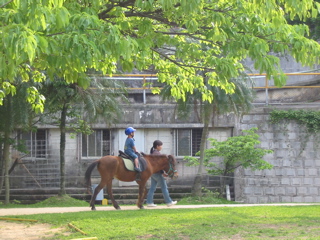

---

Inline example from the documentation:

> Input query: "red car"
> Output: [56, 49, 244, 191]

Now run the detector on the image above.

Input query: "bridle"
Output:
[166, 155, 178, 178]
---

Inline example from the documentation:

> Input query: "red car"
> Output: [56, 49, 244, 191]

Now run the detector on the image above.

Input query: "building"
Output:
[5, 56, 320, 203]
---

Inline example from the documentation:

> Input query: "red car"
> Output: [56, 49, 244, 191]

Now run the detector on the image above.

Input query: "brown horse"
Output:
[85, 153, 178, 210]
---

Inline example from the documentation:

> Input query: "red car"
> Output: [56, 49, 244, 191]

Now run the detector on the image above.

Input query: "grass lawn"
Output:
[1, 196, 319, 239]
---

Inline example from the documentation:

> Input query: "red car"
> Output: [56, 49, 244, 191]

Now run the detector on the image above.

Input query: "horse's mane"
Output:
[141, 152, 176, 162]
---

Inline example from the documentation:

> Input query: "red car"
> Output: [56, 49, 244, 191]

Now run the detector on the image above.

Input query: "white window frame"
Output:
[81, 129, 111, 158]
[175, 128, 202, 157]
[18, 129, 48, 159]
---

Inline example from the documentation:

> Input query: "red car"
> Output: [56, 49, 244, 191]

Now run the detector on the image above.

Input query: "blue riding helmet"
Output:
[125, 127, 136, 135]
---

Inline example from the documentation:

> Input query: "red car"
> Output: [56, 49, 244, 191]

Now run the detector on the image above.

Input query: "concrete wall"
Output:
[235, 106, 320, 203]
[243, 54, 320, 87]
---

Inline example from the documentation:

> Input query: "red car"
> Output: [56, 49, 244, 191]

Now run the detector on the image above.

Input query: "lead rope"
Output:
[167, 160, 177, 178]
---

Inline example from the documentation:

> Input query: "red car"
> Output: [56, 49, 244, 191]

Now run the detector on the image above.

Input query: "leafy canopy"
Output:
[1, 0, 320, 109]
[39, 76, 127, 132]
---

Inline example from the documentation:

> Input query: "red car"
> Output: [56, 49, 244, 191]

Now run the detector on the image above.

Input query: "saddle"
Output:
[118, 150, 147, 172]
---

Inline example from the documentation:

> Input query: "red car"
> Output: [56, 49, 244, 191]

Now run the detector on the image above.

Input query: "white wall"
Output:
[144, 128, 173, 155]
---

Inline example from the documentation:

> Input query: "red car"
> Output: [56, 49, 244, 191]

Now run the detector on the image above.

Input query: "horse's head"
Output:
[167, 155, 178, 180]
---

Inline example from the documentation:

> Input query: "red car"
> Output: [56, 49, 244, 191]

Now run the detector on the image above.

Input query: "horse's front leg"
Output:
[106, 181, 121, 210]
[137, 181, 147, 209]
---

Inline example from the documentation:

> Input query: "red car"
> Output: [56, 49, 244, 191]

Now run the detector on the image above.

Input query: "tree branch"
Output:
[98, 0, 136, 19]
[0, 0, 13, 8]
[151, 47, 216, 72]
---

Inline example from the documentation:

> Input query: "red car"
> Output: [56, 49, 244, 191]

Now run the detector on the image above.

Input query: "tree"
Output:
[0, 80, 40, 204]
[186, 128, 273, 197]
[40, 76, 126, 196]
[1, 0, 320, 201]
[1, 0, 320, 110]
[165, 74, 254, 196]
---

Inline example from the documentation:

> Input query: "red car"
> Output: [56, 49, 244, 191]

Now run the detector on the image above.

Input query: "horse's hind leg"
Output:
[90, 183, 104, 211]
[106, 181, 121, 210]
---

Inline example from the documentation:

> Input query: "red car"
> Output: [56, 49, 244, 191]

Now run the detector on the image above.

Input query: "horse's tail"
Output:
[85, 161, 99, 194]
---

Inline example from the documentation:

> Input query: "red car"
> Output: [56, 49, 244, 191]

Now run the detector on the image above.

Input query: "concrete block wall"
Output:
[235, 107, 320, 203]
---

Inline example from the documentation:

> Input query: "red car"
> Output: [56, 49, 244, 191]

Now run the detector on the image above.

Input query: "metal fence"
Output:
[95, 72, 320, 105]
[250, 72, 320, 105]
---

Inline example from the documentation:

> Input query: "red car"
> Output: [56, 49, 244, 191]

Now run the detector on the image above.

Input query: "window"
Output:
[82, 129, 111, 157]
[19, 129, 47, 158]
[175, 128, 202, 156]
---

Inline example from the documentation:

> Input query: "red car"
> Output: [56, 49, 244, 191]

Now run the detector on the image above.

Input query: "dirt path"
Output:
[0, 222, 66, 240]
[0, 203, 318, 239]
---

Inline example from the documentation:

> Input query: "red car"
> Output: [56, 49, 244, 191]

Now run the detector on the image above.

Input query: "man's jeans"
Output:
[146, 173, 172, 204]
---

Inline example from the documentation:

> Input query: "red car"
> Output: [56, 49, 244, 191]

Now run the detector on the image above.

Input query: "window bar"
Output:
[143, 76, 146, 104]
[174, 129, 177, 156]
[265, 75, 269, 106]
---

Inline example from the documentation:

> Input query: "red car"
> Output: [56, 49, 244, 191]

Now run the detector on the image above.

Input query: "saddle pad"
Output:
[121, 156, 147, 172]
[123, 158, 135, 171]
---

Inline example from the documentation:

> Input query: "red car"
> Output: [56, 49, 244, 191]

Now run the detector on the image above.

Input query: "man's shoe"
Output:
[166, 201, 177, 207]
[147, 203, 157, 207]
[134, 167, 142, 172]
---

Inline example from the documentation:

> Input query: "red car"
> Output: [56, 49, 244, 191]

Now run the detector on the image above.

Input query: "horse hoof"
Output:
[139, 206, 144, 209]
[91, 207, 96, 211]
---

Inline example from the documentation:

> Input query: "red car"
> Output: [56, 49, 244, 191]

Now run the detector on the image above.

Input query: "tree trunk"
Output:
[0, 143, 4, 194]
[3, 130, 11, 204]
[59, 103, 67, 196]
[191, 174, 203, 196]
[3, 96, 13, 204]
[220, 171, 227, 198]
[191, 104, 212, 196]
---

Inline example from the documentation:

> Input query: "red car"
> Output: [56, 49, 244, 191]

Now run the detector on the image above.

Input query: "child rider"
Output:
[124, 127, 142, 172]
